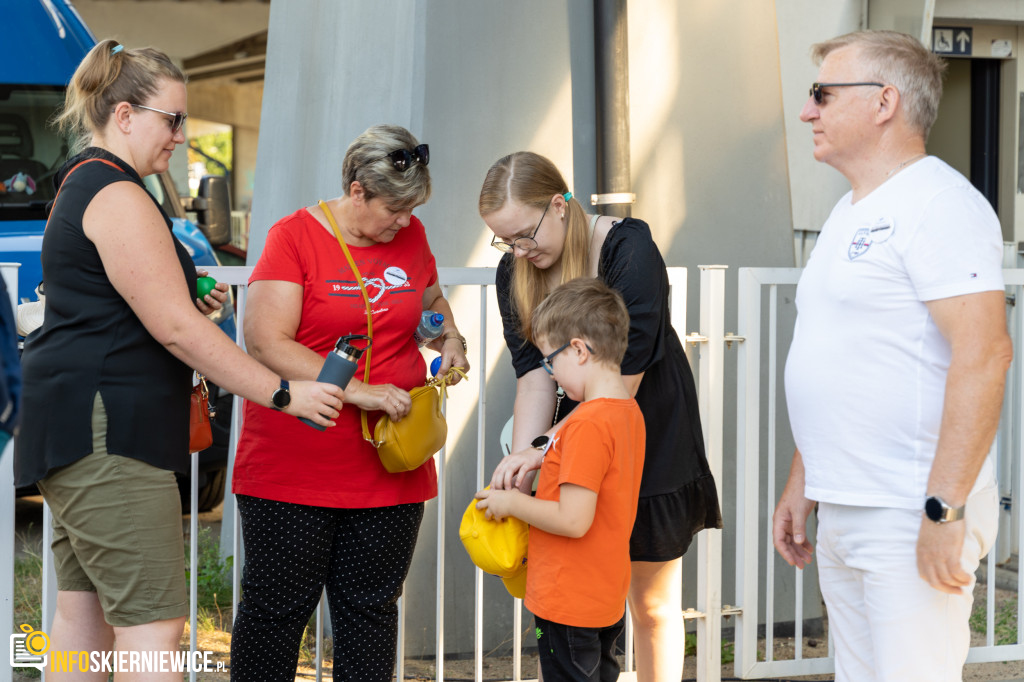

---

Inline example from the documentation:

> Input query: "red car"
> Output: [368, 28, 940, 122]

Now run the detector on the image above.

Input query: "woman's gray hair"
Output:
[812, 30, 947, 139]
[341, 124, 431, 208]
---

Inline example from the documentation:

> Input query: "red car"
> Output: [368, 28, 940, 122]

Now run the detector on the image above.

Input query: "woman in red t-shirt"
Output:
[230, 125, 469, 681]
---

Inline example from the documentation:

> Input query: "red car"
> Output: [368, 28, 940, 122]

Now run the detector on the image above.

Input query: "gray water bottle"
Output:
[301, 334, 370, 430]
[414, 311, 444, 347]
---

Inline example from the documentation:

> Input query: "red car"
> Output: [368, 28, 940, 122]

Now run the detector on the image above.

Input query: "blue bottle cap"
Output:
[430, 313, 444, 325]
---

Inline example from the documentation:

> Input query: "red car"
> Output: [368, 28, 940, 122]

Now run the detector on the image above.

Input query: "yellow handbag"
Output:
[319, 200, 466, 474]
[367, 366, 466, 473]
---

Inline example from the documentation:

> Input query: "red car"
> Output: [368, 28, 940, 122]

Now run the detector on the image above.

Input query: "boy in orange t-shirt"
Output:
[476, 278, 645, 682]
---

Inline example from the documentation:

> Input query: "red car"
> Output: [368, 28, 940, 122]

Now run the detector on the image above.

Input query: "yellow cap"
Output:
[459, 490, 529, 579]
[501, 564, 528, 599]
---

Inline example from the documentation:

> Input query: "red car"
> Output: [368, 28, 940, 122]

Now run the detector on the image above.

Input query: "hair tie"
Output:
[562, 191, 572, 201]
[111, 44, 124, 55]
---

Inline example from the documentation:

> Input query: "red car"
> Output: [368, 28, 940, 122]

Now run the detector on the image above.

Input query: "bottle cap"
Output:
[336, 334, 371, 359]
[430, 313, 444, 325]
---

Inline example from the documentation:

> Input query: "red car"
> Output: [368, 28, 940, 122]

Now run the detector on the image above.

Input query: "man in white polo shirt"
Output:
[773, 30, 1012, 681]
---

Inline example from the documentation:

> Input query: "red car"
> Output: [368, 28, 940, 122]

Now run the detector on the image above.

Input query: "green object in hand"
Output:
[197, 276, 217, 299]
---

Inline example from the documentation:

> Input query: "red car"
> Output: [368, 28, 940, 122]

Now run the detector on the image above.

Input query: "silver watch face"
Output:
[271, 387, 290, 410]
[925, 496, 963, 523]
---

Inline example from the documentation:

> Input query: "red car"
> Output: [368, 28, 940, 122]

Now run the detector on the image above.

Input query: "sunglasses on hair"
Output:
[369, 144, 430, 172]
[131, 104, 188, 133]
[809, 82, 885, 105]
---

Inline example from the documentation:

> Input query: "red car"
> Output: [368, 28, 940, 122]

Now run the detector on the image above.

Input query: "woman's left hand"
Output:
[195, 268, 230, 315]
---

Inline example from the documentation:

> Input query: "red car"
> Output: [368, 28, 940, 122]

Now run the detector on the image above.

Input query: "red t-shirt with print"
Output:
[232, 207, 438, 507]
[525, 397, 646, 627]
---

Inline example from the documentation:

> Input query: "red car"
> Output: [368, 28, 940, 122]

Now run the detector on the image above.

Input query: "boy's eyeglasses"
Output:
[491, 200, 551, 254]
[809, 82, 884, 105]
[538, 341, 595, 375]
[367, 144, 430, 172]
[131, 104, 187, 133]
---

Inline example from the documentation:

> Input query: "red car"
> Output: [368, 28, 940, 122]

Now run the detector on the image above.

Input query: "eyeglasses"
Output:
[131, 104, 187, 133]
[538, 341, 595, 375]
[809, 82, 885, 105]
[366, 144, 429, 172]
[491, 200, 551, 254]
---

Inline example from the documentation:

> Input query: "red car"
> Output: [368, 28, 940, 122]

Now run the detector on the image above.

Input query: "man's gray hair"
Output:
[812, 30, 947, 139]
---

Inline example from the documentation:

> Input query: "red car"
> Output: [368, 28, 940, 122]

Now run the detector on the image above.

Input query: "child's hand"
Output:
[475, 487, 518, 522]
[490, 448, 544, 491]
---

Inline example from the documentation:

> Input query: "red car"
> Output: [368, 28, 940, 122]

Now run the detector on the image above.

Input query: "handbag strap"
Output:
[49, 157, 123, 222]
[317, 200, 379, 443]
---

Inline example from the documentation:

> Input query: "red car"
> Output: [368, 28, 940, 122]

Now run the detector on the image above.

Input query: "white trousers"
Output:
[816, 484, 999, 682]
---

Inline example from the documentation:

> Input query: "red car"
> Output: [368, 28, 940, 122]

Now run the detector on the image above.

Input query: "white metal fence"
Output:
[4, 263, 1023, 680]
[732, 266, 1024, 678]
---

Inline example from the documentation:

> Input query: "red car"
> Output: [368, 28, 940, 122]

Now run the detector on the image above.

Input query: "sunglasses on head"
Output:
[369, 144, 430, 172]
[131, 104, 187, 133]
[809, 82, 885, 105]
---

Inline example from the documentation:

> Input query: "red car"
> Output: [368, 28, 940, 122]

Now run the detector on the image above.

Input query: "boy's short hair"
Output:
[529, 278, 629, 365]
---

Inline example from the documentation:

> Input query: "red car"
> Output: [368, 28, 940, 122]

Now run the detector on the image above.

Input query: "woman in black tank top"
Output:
[15, 40, 345, 674]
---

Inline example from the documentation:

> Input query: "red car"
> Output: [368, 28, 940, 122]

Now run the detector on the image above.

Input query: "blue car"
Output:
[2, 0, 237, 511]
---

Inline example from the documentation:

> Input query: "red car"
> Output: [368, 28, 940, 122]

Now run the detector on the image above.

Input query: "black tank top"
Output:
[14, 147, 198, 486]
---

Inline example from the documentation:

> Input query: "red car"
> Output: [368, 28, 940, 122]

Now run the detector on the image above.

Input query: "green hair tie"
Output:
[563, 191, 572, 201]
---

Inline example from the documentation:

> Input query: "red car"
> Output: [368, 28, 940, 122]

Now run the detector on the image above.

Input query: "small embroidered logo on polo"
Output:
[535, 626, 543, 640]
[849, 217, 895, 261]
[848, 228, 872, 260]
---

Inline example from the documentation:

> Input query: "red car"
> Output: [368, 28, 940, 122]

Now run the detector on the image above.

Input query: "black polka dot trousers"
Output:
[230, 494, 424, 681]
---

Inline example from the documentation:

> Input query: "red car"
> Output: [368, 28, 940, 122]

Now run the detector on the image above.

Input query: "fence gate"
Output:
[731, 266, 1024, 679]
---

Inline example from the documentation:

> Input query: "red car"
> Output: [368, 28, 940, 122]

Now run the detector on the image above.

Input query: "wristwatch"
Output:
[924, 495, 965, 524]
[270, 379, 291, 411]
[443, 331, 468, 353]
[531, 435, 552, 456]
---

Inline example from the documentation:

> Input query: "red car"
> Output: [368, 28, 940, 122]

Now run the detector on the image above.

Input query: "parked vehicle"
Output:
[2, 0, 235, 511]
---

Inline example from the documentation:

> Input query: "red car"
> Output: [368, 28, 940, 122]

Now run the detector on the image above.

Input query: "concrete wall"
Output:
[776, 1, 864, 234]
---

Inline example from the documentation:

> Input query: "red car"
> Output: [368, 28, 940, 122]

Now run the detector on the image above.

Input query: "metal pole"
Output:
[593, 0, 632, 219]
[696, 265, 726, 682]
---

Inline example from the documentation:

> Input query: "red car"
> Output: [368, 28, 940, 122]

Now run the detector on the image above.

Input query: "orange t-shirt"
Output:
[525, 397, 646, 628]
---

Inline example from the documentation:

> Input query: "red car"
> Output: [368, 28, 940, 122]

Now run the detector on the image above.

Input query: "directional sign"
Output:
[933, 26, 972, 56]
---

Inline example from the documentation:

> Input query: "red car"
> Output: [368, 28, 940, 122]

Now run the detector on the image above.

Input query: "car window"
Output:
[0, 84, 69, 219]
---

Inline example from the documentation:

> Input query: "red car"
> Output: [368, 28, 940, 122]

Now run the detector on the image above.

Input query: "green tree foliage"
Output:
[188, 130, 233, 178]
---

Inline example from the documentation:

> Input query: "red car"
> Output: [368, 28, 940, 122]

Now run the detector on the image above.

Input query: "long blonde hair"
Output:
[478, 152, 590, 339]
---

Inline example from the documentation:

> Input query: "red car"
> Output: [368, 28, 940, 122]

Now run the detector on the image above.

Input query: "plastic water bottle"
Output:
[414, 312, 444, 347]
[301, 335, 370, 431]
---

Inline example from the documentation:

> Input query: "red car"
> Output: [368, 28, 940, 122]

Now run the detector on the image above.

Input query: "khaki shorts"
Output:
[36, 394, 187, 627]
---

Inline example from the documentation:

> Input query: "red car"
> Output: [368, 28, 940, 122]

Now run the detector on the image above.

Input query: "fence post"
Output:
[696, 265, 726, 682]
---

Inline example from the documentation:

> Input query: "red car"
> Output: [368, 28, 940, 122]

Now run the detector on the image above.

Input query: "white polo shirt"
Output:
[785, 157, 1003, 509]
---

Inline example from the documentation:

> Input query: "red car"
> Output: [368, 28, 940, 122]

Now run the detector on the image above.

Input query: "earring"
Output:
[560, 212, 565, 219]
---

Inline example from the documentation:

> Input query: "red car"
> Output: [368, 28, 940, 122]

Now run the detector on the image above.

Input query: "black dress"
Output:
[496, 217, 722, 561]
[14, 148, 197, 487]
